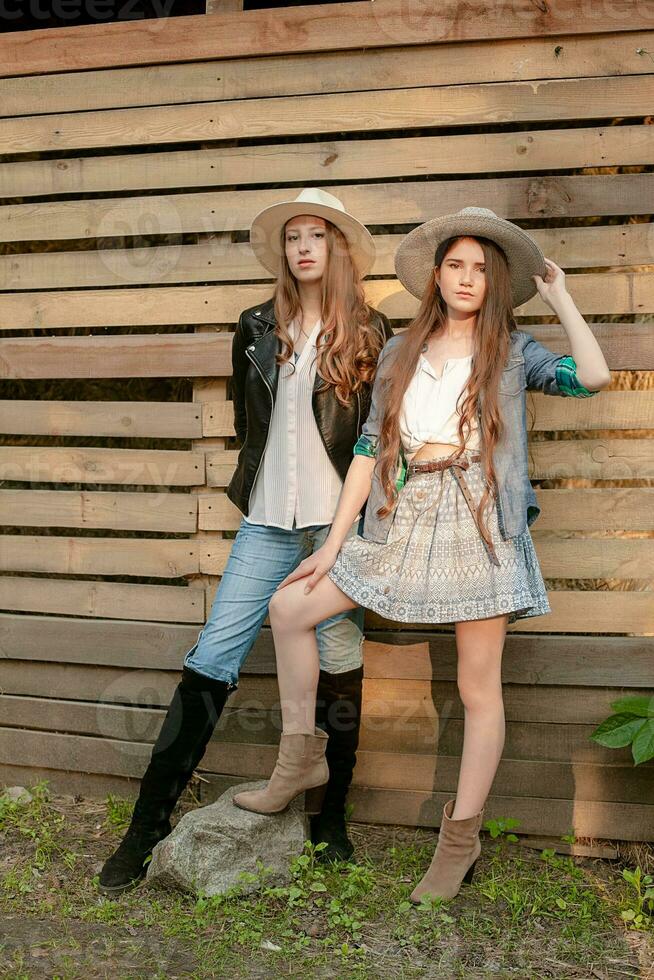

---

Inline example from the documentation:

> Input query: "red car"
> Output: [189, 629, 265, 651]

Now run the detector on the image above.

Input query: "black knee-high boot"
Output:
[98, 665, 231, 893]
[309, 665, 363, 862]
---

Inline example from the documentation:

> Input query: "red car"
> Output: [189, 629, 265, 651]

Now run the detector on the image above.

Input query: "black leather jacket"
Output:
[226, 296, 394, 516]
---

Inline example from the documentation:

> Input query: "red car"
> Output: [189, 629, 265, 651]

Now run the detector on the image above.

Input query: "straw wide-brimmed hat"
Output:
[394, 206, 547, 308]
[249, 187, 376, 278]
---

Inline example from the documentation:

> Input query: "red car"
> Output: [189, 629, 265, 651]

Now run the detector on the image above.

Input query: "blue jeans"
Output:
[183, 518, 364, 690]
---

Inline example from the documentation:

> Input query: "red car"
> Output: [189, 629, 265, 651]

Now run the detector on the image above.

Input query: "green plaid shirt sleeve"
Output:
[555, 355, 600, 398]
[353, 434, 407, 491]
[353, 433, 377, 458]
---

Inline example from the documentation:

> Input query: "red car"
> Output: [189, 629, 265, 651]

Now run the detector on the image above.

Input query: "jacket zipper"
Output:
[245, 343, 274, 512]
[356, 391, 361, 434]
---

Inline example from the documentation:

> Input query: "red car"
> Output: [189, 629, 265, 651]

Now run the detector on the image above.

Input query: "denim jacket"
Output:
[356, 330, 599, 543]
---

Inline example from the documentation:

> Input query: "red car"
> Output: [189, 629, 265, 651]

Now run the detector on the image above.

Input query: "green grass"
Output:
[0, 782, 651, 979]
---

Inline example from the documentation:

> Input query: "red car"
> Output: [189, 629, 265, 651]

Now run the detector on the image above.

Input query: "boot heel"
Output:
[462, 858, 478, 885]
[304, 781, 328, 815]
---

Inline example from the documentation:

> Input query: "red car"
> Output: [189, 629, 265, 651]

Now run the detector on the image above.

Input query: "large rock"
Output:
[145, 782, 310, 897]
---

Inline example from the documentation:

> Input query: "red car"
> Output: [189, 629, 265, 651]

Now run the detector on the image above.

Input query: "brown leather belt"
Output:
[407, 453, 501, 567]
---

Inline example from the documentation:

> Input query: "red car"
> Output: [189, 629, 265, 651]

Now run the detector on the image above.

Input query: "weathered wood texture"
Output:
[1, 1, 652, 77]
[0, 3, 652, 839]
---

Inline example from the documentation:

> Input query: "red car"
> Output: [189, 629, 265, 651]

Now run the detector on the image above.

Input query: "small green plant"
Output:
[483, 815, 520, 842]
[619, 867, 654, 930]
[590, 695, 654, 765]
[104, 794, 134, 832]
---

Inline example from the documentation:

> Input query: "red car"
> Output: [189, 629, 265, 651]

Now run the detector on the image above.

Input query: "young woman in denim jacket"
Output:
[98, 188, 392, 893]
[232, 207, 611, 901]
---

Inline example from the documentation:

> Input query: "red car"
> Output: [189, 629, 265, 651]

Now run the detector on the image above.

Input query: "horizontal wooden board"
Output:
[202, 390, 654, 439]
[0, 334, 231, 380]
[2, 616, 651, 686]
[4, 694, 645, 768]
[529, 489, 654, 531]
[206, 438, 654, 487]
[0, 330, 654, 390]
[0, 657, 648, 728]
[0, 660, 182, 705]
[526, 323, 654, 372]
[201, 534, 654, 598]
[2, 223, 650, 289]
[529, 439, 654, 479]
[201, 742, 653, 805]
[369, 592, 654, 634]
[0, 758, 648, 840]
[529, 391, 654, 430]
[0, 273, 651, 336]
[0, 763, 138, 800]
[0, 728, 649, 806]
[373, 272, 654, 319]
[0, 536, 209, 578]
[2, 33, 651, 117]
[0, 446, 205, 486]
[2, 172, 652, 242]
[0, 576, 204, 623]
[2, 489, 197, 533]
[2, 1, 650, 79]
[0, 400, 202, 438]
[1, 126, 652, 232]
[210, 712, 651, 769]
[197, 492, 241, 531]
[326, 786, 654, 840]
[362, 634, 654, 687]
[199, 488, 654, 535]
[200, 774, 654, 841]
[4, 74, 653, 156]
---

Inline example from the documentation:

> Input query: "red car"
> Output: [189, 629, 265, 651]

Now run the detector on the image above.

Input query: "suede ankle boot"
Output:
[232, 728, 329, 815]
[309, 665, 363, 863]
[98, 665, 231, 894]
[410, 798, 485, 904]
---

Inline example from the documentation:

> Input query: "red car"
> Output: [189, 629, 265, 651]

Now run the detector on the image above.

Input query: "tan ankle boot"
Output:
[410, 798, 484, 903]
[232, 728, 329, 815]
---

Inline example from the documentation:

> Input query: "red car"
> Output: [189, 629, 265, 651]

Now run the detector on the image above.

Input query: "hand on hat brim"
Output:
[532, 257, 568, 313]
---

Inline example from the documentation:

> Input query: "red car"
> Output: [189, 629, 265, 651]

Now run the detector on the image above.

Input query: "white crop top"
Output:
[399, 353, 480, 461]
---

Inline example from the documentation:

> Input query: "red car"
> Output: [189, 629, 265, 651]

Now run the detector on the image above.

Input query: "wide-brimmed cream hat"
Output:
[249, 187, 376, 277]
[394, 206, 546, 308]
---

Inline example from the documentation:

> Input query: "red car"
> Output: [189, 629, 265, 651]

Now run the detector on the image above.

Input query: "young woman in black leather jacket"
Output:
[98, 187, 392, 894]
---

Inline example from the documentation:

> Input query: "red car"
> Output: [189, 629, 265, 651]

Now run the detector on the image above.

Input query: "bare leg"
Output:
[269, 576, 358, 734]
[451, 614, 508, 819]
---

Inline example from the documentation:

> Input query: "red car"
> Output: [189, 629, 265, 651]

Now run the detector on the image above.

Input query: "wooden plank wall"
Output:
[0, 1, 653, 840]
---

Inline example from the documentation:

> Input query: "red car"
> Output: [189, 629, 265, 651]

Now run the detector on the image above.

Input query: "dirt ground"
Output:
[0, 784, 653, 980]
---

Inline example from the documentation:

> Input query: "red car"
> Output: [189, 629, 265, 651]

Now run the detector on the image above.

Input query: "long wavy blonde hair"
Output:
[376, 235, 519, 554]
[272, 219, 386, 406]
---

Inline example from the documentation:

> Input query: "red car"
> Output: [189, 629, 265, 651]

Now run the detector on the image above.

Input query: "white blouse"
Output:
[399, 353, 480, 461]
[244, 317, 344, 530]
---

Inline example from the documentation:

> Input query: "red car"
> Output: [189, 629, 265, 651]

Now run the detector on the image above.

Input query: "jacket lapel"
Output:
[248, 299, 280, 397]
[256, 300, 326, 395]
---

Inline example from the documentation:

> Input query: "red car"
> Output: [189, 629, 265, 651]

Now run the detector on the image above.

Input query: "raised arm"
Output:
[526, 258, 611, 397]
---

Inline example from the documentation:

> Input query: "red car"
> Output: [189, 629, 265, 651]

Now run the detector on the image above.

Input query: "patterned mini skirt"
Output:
[327, 447, 551, 625]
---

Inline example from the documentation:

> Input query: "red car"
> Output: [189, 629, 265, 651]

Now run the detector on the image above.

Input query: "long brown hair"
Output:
[376, 235, 518, 554]
[272, 219, 386, 406]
